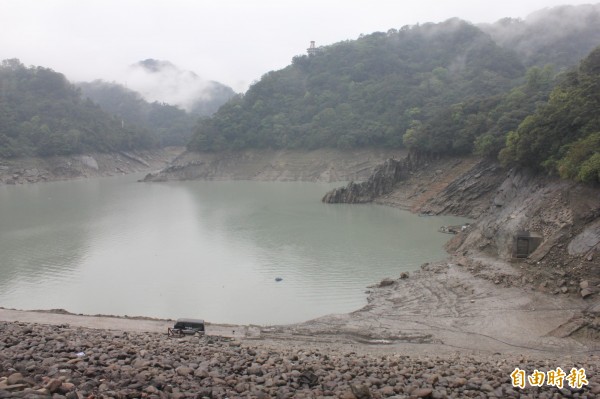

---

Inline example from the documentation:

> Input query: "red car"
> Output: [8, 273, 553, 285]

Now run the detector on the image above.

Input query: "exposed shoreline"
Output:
[1, 150, 597, 354]
[0, 250, 593, 356]
[1, 253, 598, 397]
[0, 147, 184, 185]
[142, 148, 407, 183]
[1, 149, 599, 397]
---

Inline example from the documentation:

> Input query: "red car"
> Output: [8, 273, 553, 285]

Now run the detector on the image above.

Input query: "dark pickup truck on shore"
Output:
[167, 318, 205, 337]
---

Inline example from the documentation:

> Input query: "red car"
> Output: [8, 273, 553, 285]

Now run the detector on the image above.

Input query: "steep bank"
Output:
[324, 154, 600, 339]
[323, 154, 599, 268]
[0, 147, 183, 184]
[322, 154, 499, 219]
[142, 148, 406, 183]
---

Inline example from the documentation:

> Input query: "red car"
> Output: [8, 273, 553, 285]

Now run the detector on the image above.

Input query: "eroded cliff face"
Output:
[321, 158, 406, 203]
[449, 168, 600, 341]
[321, 154, 498, 217]
[450, 168, 599, 263]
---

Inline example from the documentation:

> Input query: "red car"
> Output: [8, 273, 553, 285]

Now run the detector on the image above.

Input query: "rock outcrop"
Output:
[321, 154, 491, 217]
[322, 153, 600, 302]
[321, 158, 406, 203]
[419, 161, 506, 218]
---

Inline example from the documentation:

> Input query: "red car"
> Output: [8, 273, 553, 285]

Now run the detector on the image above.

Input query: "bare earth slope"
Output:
[0, 147, 183, 185]
[142, 148, 406, 183]
[323, 153, 600, 344]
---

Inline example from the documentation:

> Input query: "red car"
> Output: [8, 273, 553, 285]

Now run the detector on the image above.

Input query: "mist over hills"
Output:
[76, 60, 237, 146]
[77, 80, 196, 147]
[0, 57, 236, 156]
[187, 4, 600, 182]
[1, 2, 599, 180]
[480, 3, 600, 68]
[125, 59, 236, 116]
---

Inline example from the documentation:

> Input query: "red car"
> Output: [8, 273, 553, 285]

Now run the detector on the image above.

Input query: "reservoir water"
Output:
[0, 175, 468, 325]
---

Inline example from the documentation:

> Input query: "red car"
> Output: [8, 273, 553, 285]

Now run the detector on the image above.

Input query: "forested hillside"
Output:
[2, 3, 599, 174]
[78, 80, 196, 146]
[0, 59, 157, 157]
[500, 46, 600, 183]
[189, 19, 525, 152]
[188, 7, 600, 184]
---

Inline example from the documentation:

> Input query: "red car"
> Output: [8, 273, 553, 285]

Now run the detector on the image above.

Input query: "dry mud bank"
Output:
[323, 154, 600, 348]
[142, 148, 406, 183]
[0, 147, 183, 185]
[281, 258, 588, 355]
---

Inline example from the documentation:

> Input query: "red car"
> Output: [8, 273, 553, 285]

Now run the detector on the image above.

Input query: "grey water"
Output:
[0, 175, 469, 325]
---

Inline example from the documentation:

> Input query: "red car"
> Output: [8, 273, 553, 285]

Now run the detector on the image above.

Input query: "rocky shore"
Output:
[1, 320, 598, 399]
[0, 148, 183, 185]
[141, 149, 405, 183]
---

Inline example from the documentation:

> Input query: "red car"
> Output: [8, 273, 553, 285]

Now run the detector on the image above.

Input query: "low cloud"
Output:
[122, 59, 218, 111]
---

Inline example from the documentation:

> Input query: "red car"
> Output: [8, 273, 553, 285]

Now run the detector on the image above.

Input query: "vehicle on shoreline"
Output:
[168, 318, 205, 337]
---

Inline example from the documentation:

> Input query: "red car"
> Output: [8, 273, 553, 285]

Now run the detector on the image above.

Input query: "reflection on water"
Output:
[0, 176, 469, 325]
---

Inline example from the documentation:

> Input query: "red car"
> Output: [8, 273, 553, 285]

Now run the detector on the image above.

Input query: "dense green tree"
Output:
[184, 12, 600, 185]
[78, 80, 196, 146]
[500, 46, 600, 183]
[189, 19, 525, 153]
[0, 59, 158, 157]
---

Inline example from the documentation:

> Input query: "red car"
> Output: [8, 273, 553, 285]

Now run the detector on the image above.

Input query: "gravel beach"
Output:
[1, 320, 598, 399]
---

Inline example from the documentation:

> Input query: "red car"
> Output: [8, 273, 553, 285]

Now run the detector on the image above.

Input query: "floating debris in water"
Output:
[275, 277, 283, 282]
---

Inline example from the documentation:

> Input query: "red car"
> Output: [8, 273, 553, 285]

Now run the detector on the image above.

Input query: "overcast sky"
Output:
[0, 0, 595, 92]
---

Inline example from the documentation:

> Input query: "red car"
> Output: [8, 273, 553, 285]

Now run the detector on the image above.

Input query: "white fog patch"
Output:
[122, 59, 215, 111]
